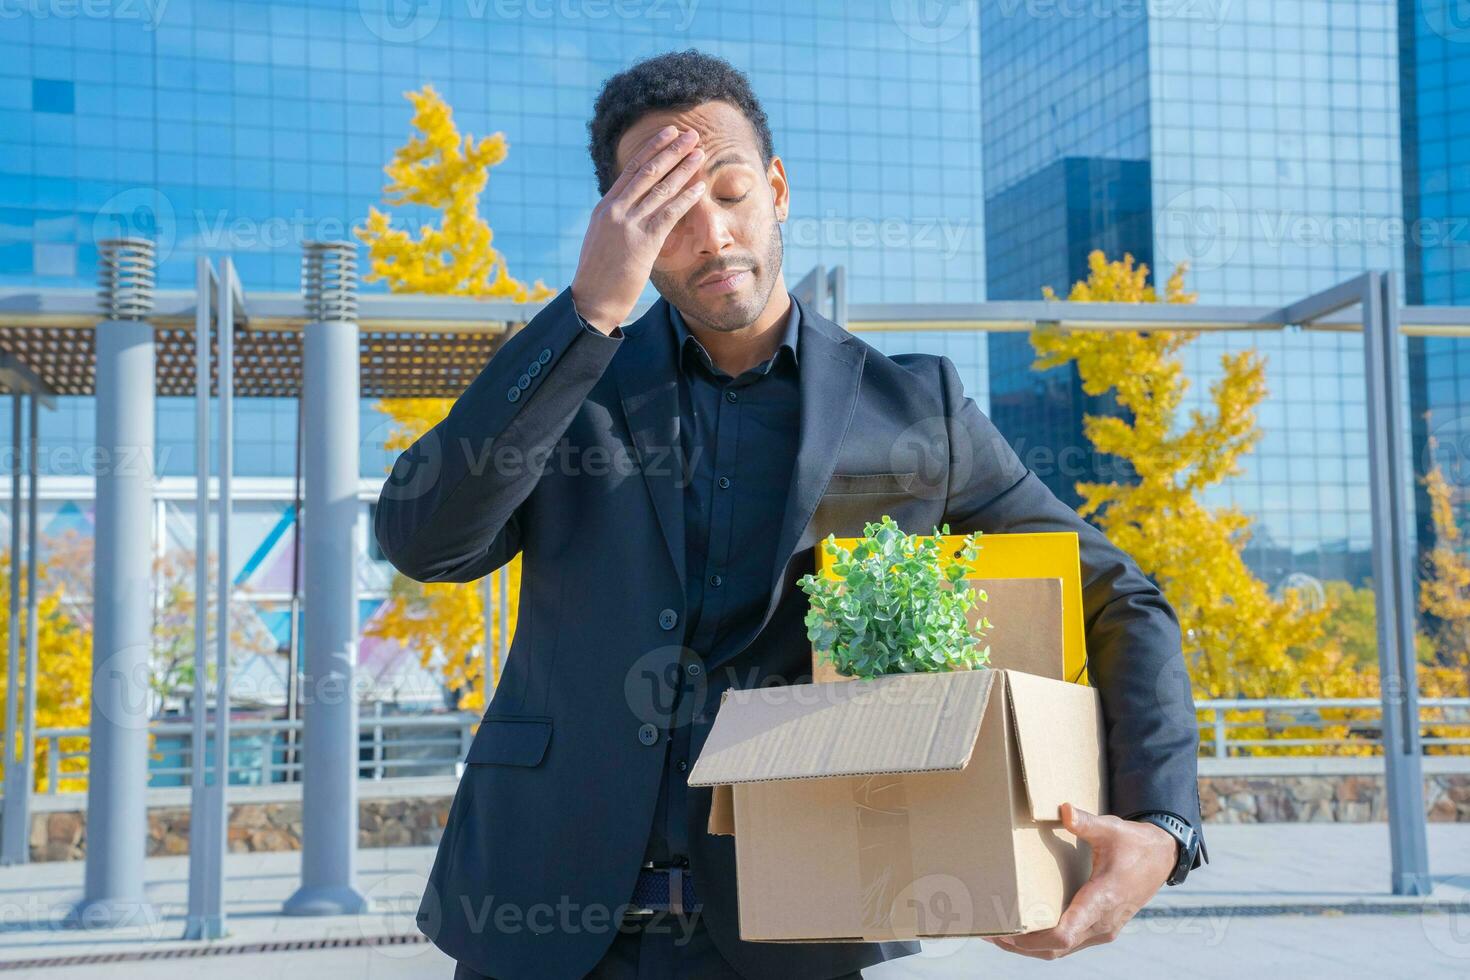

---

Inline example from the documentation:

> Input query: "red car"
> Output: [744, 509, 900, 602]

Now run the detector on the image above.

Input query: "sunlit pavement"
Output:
[2, 825, 1469, 978]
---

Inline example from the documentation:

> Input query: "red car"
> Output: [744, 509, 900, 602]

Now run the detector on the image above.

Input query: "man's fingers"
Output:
[996, 878, 1112, 953]
[605, 125, 682, 200]
[649, 179, 705, 240]
[614, 128, 701, 213]
[1062, 801, 1116, 847]
[629, 145, 706, 224]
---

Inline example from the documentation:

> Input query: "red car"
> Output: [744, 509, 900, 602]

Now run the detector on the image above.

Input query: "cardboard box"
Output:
[689, 530, 1107, 942]
[688, 668, 1108, 941]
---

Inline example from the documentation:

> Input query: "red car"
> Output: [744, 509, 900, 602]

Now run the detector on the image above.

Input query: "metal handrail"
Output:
[15, 697, 1470, 795]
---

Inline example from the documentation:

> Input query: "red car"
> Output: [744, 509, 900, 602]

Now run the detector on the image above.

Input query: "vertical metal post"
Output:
[4, 393, 42, 863]
[76, 238, 158, 927]
[1, 393, 21, 863]
[284, 242, 369, 915]
[185, 256, 224, 940]
[828, 265, 847, 325]
[16, 393, 39, 856]
[1363, 270, 1431, 895]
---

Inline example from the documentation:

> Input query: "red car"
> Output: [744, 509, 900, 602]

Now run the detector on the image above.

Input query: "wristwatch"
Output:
[1128, 811, 1205, 886]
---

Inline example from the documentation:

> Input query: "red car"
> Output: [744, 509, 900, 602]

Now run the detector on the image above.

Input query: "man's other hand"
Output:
[982, 802, 1176, 959]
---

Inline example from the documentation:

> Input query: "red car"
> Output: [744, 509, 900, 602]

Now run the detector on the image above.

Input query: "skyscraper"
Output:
[1401, 1, 1470, 563]
[982, 0, 1404, 585]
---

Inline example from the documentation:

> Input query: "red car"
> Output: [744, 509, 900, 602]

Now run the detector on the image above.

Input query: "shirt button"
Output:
[538, 348, 552, 364]
[506, 387, 521, 402]
[724, 390, 738, 403]
[677, 759, 688, 773]
[659, 608, 679, 630]
[638, 723, 659, 746]
[686, 662, 702, 676]
[709, 574, 722, 587]
[717, 476, 730, 489]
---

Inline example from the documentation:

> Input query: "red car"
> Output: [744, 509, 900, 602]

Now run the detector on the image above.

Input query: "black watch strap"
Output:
[1129, 811, 1200, 886]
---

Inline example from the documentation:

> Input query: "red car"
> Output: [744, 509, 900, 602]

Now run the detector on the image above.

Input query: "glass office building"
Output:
[983, 0, 1404, 585]
[1401, 0, 1470, 562]
[0, 2, 989, 693]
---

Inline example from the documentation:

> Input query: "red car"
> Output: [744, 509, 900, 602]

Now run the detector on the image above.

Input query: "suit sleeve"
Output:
[373, 285, 624, 583]
[934, 355, 1203, 828]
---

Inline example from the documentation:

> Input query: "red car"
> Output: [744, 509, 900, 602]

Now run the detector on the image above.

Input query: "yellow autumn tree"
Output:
[0, 542, 92, 793]
[356, 84, 556, 302]
[357, 86, 545, 711]
[1420, 442, 1470, 675]
[1032, 250, 1328, 701]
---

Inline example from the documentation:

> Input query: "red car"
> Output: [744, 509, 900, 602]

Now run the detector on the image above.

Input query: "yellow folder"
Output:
[813, 530, 1090, 685]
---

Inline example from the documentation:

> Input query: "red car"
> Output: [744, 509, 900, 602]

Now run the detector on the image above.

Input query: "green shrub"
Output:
[797, 515, 989, 679]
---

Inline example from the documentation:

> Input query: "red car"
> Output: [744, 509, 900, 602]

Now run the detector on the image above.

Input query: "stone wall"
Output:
[24, 778, 458, 864]
[18, 762, 1470, 862]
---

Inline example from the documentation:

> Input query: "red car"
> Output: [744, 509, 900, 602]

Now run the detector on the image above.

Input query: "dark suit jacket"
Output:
[373, 284, 1202, 980]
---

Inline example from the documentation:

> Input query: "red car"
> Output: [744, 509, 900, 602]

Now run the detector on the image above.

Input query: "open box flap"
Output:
[688, 669, 996, 787]
[1004, 669, 1108, 821]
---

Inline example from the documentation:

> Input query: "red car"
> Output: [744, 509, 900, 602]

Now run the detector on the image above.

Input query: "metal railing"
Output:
[1197, 697, 1470, 758]
[30, 710, 478, 796]
[17, 697, 1470, 795]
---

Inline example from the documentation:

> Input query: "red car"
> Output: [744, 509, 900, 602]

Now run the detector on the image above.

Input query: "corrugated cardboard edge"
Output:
[688, 670, 996, 788]
[1004, 669, 1107, 820]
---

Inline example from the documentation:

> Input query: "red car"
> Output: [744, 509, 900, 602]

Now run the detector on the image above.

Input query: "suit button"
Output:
[638, 723, 659, 746]
[517, 374, 531, 389]
[659, 608, 678, 630]
[686, 662, 702, 676]
[538, 348, 552, 365]
[506, 387, 521, 402]
[527, 361, 541, 377]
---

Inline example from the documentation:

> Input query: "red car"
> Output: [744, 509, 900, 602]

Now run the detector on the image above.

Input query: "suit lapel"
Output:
[613, 295, 688, 596]
[612, 291, 866, 645]
[753, 294, 865, 644]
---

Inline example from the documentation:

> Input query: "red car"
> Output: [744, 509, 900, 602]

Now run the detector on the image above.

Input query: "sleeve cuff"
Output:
[573, 304, 624, 340]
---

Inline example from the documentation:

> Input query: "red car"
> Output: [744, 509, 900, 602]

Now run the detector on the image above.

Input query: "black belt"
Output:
[628, 859, 701, 915]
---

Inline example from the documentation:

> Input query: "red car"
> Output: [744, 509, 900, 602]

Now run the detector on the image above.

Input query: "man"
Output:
[375, 48, 1205, 980]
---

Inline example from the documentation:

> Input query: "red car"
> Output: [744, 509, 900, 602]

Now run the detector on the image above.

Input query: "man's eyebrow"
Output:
[706, 152, 754, 174]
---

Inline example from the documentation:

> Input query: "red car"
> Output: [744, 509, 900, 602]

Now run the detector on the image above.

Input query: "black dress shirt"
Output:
[576, 293, 802, 870]
[648, 295, 802, 867]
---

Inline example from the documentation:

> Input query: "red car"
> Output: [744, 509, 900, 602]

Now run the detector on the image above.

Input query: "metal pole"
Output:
[829, 265, 847, 325]
[1363, 270, 1431, 895]
[1, 394, 21, 863]
[287, 394, 305, 782]
[184, 256, 223, 940]
[213, 256, 235, 895]
[284, 242, 369, 915]
[16, 392, 40, 859]
[76, 238, 158, 927]
[498, 565, 509, 690]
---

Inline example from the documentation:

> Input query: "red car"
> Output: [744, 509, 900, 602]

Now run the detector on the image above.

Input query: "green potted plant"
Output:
[797, 515, 990, 679]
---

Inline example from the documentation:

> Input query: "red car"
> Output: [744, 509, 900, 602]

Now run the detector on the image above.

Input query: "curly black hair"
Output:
[587, 48, 775, 197]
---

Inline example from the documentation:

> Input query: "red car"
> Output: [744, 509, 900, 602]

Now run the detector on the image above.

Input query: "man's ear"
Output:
[768, 155, 789, 223]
